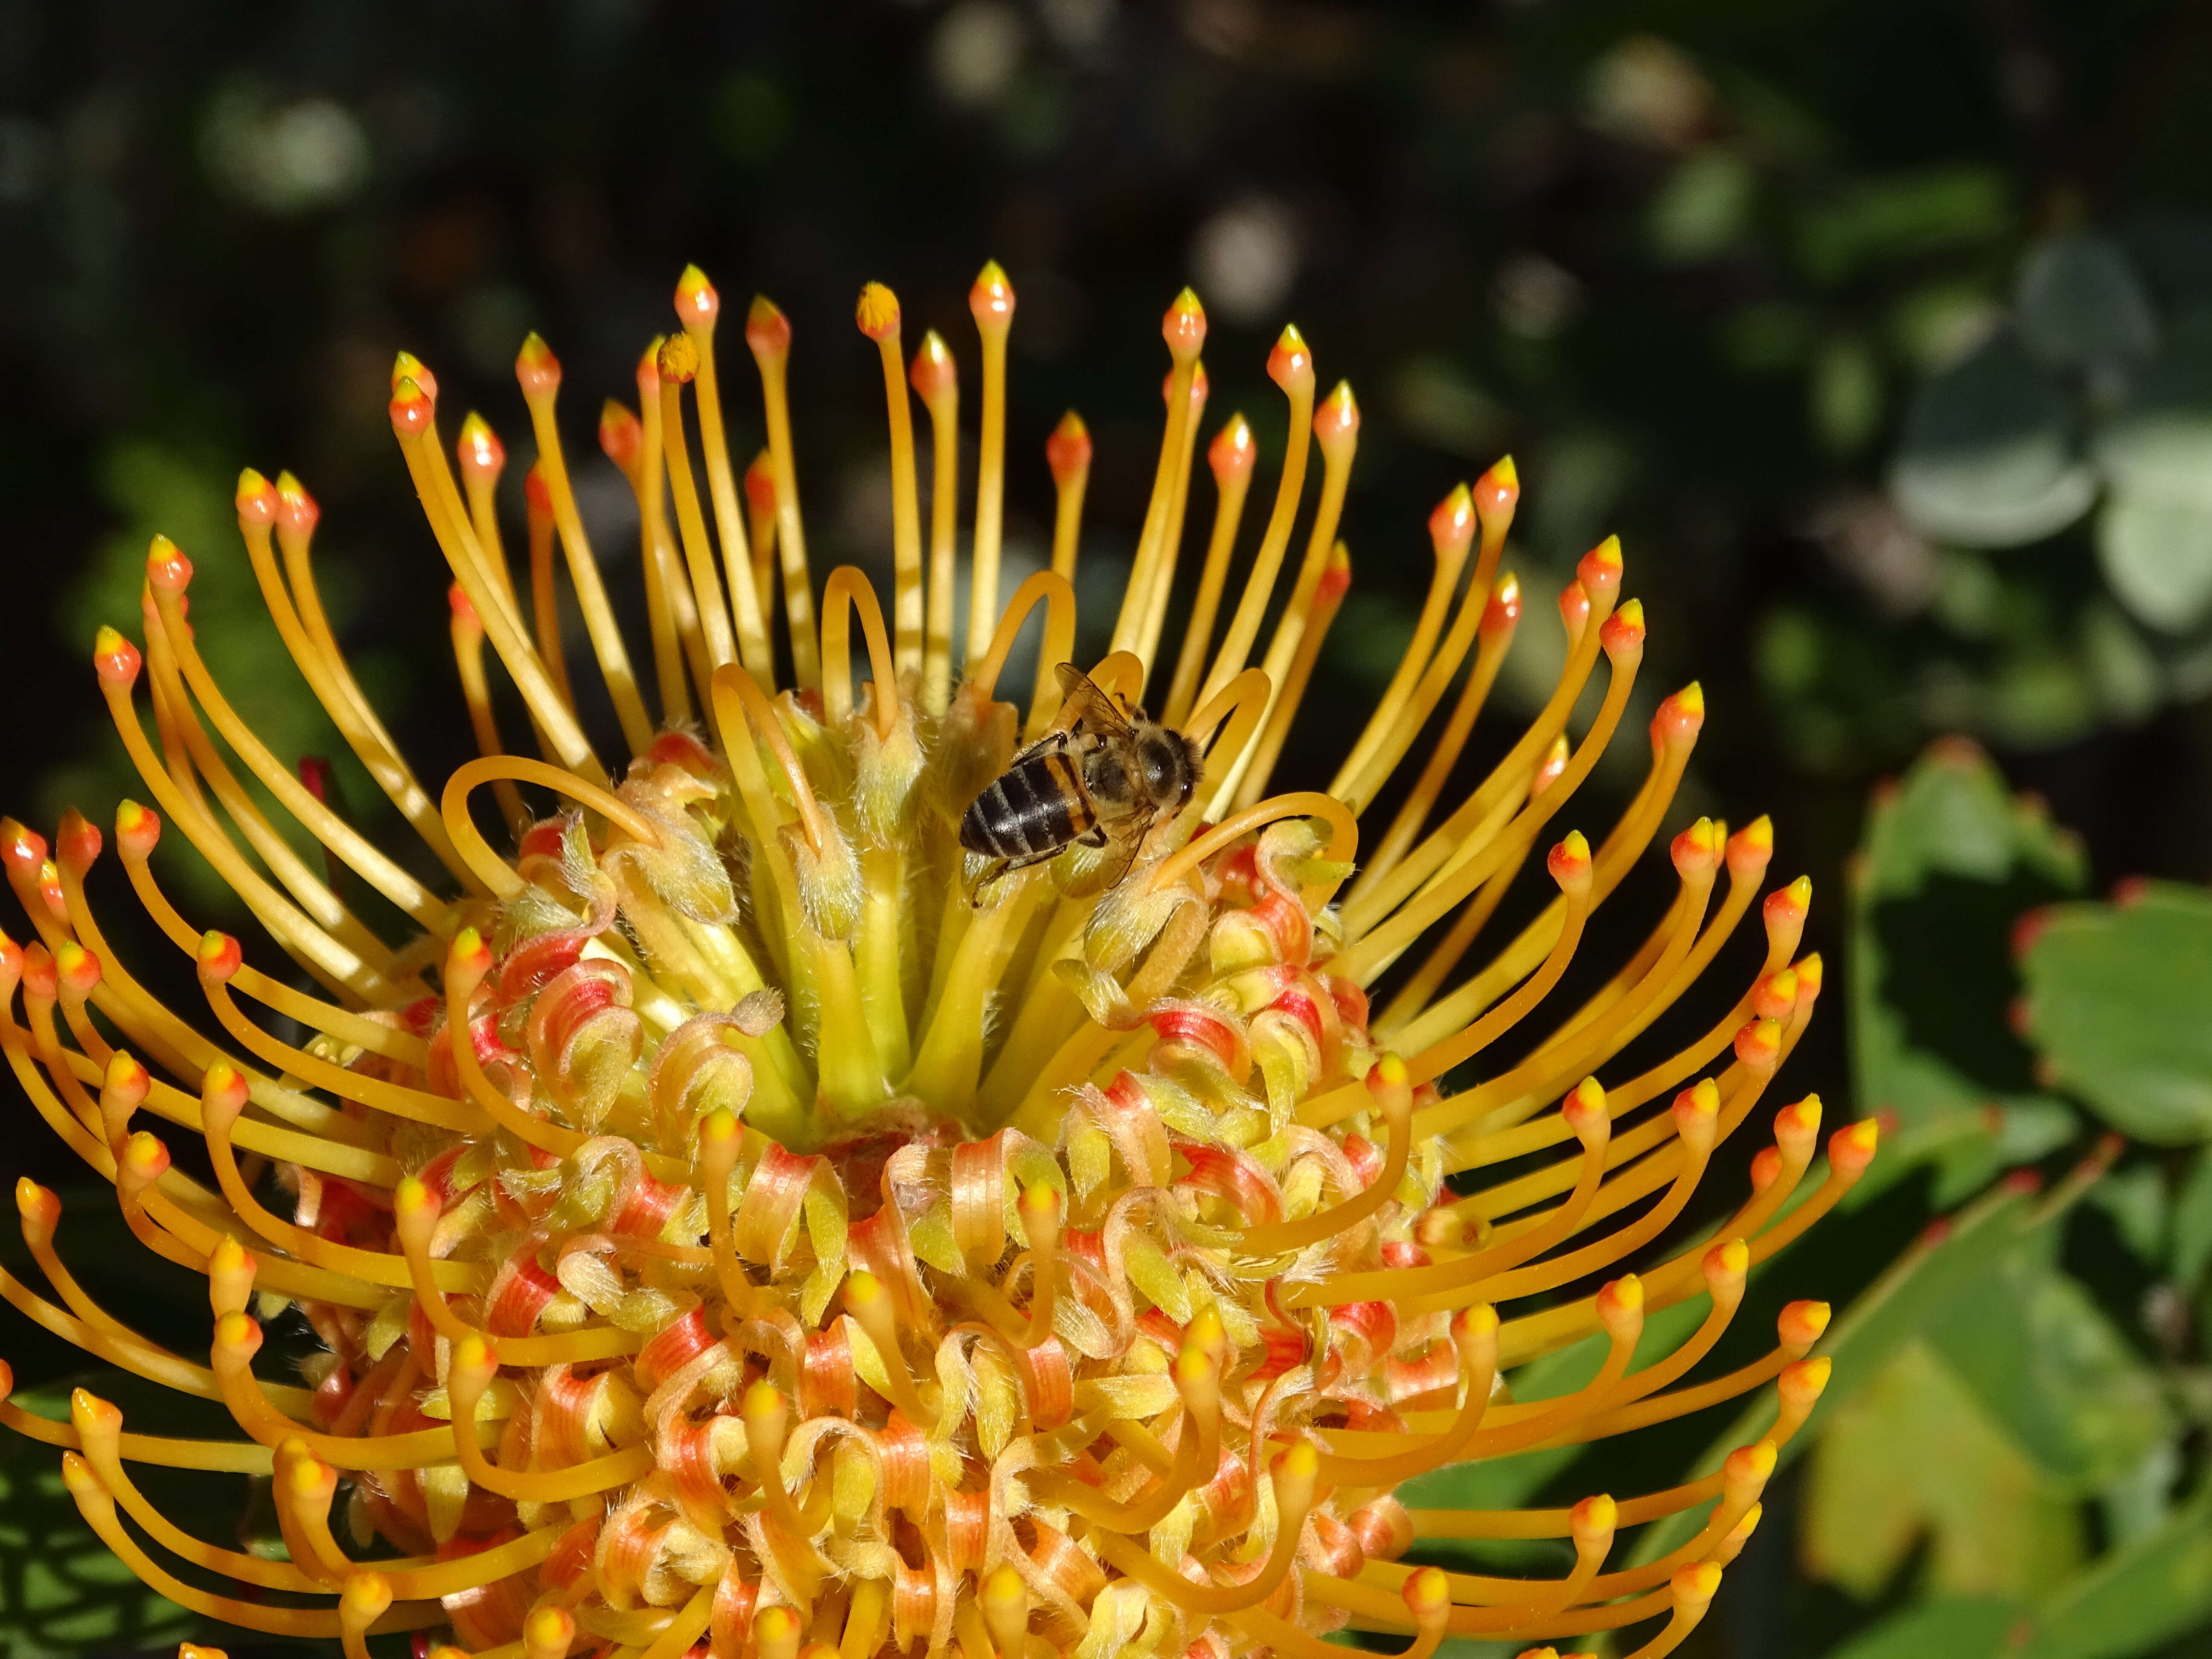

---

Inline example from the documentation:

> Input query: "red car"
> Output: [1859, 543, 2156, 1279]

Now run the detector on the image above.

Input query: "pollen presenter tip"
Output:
[515, 331, 562, 397]
[970, 260, 1016, 328]
[856, 280, 901, 341]
[675, 262, 720, 327]
[1268, 322, 1313, 391]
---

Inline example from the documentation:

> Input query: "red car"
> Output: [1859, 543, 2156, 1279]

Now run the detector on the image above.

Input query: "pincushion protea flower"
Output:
[0, 259, 1871, 1659]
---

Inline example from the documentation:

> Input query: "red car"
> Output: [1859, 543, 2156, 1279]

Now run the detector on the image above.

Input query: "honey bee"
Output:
[960, 663, 1204, 898]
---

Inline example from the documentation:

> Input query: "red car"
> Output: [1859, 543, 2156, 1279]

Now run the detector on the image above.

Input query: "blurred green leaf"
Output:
[1993, 653, 2108, 751]
[2091, 311, 2212, 632]
[1794, 165, 2013, 287]
[2021, 884, 2212, 1144]
[1720, 299, 1817, 374]
[1890, 281, 2006, 375]
[1647, 148, 1755, 264]
[2017, 233, 2158, 372]
[2101, 1441, 2183, 1550]
[1888, 332, 2098, 548]
[2084, 1163, 2170, 1265]
[1851, 741, 2086, 1166]
[1804, 1339, 2084, 1598]
[1822, 1595, 2023, 1659]
[2093, 312, 2212, 506]
[2095, 495, 2212, 635]
[1856, 739, 2084, 899]
[1520, 428, 1639, 566]
[2171, 1147, 2212, 1283]
[2014, 1484, 2212, 1659]
[1929, 1248, 2174, 1490]
[1810, 333, 1884, 457]
[1329, 592, 1421, 694]
[1755, 605, 1823, 697]
[1930, 548, 2005, 637]
[2081, 601, 2167, 722]
[2122, 212, 2212, 313]
[1927, 1097, 2078, 1212]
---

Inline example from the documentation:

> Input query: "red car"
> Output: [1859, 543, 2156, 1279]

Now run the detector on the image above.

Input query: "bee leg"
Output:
[969, 858, 1013, 904]
[1077, 825, 1108, 847]
[969, 848, 1060, 907]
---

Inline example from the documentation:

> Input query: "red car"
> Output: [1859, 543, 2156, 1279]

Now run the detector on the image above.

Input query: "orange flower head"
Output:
[0, 259, 1870, 1659]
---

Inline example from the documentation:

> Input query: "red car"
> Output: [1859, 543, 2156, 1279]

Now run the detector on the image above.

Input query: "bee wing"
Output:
[1054, 662, 1133, 738]
[1071, 812, 1150, 896]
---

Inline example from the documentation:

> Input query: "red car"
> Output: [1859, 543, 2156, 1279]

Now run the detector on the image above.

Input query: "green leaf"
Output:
[2083, 1162, 2169, 1265]
[1928, 1249, 2173, 1490]
[1889, 331, 2097, 548]
[2171, 1146, 2212, 1283]
[2092, 312, 2212, 509]
[2100, 1441, 2183, 1549]
[1795, 164, 2014, 287]
[1805, 1406, 2212, 1659]
[2121, 211, 2212, 313]
[2091, 310, 2212, 632]
[2081, 600, 2166, 722]
[2014, 1484, 2212, 1659]
[1822, 1596, 2023, 1659]
[2095, 494, 2212, 634]
[1810, 332, 1884, 457]
[1803, 1340, 2083, 1598]
[1855, 737, 2084, 908]
[1647, 148, 1755, 264]
[2022, 883, 2212, 1144]
[1721, 300, 1817, 375]
[1889, 280, 2007, 375]
[2016, 233, 2158, 372]
[1850, 740, 2086, 1168]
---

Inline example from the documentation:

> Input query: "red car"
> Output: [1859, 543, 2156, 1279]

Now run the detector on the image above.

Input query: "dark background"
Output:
[5, 0, 2208, 904]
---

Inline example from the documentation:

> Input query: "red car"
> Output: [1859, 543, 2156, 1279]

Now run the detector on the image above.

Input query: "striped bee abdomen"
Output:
[961, 749, 1095, 861]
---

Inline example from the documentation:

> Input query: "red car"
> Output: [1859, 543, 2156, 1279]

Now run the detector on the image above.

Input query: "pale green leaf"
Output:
[1822, 1596, 2022, 1659]
[1889, 332, 2096, 548]
[2171, 1146, 2212, 1283]
[2096, 494, 2212, 634]
[2015, 1484, 2212, 1659]
[2016, 233, 2158, 371]
[2022, 884, 2212, 1144]
[1930, 1253, 2173, 1490]
[1648, 148, 1755, 264]
[1804, 1340, 2082, 1598]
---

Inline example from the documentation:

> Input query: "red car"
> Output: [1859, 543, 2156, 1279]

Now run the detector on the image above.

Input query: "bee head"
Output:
[1138, 729, 1203, 809]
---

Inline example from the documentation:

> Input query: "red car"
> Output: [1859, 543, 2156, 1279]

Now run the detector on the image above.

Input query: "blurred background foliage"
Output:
[3, 2, 2212, 1656]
